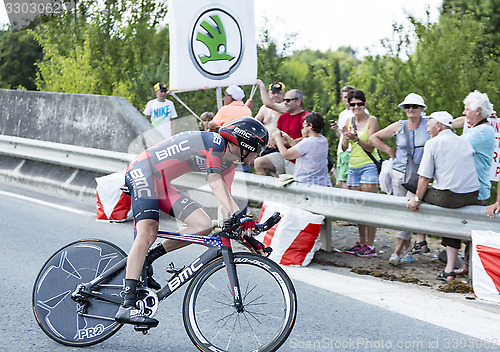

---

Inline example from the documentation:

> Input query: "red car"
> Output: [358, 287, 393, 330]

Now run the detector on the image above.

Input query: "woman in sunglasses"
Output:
[370, 93, 430, 266]
[341, 89, 380, 257]
[273, 112, 332, 186]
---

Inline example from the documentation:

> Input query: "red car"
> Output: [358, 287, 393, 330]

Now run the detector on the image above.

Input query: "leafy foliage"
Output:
[0, 30, 42, 90]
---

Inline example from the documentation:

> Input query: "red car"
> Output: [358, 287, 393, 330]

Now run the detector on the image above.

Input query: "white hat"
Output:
[225, 84, 245, 101]
[398, 93, 426, 109]
[429, 111, 453, 128]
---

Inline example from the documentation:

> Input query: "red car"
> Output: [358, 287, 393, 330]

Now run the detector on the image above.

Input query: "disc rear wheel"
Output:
[32, 239, 126, 347]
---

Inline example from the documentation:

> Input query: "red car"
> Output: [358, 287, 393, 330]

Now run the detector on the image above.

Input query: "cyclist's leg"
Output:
[116, 217, 160, 326]
[127, 219, 159, 279]
[155, 186, 212, 253]
[116, 170, 160, 326]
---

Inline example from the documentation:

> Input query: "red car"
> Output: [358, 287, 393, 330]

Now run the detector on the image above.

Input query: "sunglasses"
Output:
[403, 104, 422, 109]
[349, 102, 365, 107]
[302, 121, 311, 127]
[283, 98, 298, 103]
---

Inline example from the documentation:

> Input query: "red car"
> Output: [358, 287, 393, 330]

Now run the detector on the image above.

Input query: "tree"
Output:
[32, 0, 170, 108]
[0, 30, 43, 90]
[348, 11, 499, 136]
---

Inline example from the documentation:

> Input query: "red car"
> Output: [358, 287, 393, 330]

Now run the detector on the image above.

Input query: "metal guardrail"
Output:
[1, 135, 499, 251]
[0, 135, 132, 174]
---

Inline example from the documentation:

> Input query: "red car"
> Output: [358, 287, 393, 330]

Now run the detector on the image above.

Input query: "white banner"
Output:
[168, 0, 257, 92]
[465, 118, 500, 181]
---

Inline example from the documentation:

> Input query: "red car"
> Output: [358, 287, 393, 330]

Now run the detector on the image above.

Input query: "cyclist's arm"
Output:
[207, 172, 239, 217]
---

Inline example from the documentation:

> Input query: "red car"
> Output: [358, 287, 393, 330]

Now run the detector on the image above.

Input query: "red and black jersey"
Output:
[126, 131, 235, 195]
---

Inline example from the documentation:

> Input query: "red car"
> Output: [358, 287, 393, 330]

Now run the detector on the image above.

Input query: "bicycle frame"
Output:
[74, 229, 243, 310]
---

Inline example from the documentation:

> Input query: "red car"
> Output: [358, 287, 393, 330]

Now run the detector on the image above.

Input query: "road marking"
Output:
[284, 264, 500, 344]
[0, 190, 95, 217]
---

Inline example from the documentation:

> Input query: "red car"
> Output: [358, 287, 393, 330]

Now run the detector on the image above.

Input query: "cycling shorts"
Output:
[125, 170, 201, 223]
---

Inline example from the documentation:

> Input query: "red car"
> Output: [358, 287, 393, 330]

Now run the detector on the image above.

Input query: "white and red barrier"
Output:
[472, 230, 500, 303]
[96, 173, 132, 222]
[256, 201, 324, 266]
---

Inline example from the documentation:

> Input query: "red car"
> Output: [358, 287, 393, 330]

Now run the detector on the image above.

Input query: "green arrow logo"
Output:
[190, 8, 243, 79]
[196, 15, 234, 64]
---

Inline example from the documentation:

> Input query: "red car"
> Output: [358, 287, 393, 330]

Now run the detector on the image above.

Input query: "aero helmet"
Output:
[218, 117, 269, 161]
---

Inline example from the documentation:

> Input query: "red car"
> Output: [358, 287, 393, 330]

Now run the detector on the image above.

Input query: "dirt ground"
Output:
[312, 221, 475, 294]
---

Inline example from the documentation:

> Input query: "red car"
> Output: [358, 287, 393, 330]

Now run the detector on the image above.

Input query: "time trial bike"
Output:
[32, 212, 297, 352]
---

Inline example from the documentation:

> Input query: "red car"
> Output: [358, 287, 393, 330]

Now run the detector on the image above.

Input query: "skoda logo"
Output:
[189, 7, 243, 80]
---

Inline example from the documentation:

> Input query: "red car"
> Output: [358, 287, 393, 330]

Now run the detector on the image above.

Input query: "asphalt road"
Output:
[1, 182, 499, 352]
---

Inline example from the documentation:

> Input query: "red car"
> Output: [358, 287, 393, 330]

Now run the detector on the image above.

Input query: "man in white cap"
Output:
[407, 111, 480, 282]
[208, 84, 252, 131]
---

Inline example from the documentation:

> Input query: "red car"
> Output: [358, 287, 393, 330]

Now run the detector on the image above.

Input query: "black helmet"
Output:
[219, 117, 269, 161]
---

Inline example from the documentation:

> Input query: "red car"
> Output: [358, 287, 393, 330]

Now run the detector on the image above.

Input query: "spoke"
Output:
[206, 280, 233, 302]
[242, 311, 263, 346]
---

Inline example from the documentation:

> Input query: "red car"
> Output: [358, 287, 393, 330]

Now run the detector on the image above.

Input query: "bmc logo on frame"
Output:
[189, 7, 244, 80]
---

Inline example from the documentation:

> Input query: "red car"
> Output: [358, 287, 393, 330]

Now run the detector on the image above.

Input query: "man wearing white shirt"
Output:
[143, 83, 178, 138]
[407, 111, 480, 282]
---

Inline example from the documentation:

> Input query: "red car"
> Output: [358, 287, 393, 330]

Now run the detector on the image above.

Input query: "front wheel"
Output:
[183, 252, 297, 352]
[32, 239, 126, 347]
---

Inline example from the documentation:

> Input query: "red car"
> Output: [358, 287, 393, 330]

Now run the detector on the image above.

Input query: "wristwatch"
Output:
[414, 196, 421, 203]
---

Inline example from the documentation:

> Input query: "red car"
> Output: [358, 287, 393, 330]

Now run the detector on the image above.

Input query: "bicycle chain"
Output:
[80, 313, 116, 321]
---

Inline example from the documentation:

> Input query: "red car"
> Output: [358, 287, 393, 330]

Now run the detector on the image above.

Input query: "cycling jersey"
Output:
[125, 131, 236, 222]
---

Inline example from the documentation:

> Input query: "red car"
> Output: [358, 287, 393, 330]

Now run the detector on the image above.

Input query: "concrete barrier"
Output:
[0, 88, 156, 153]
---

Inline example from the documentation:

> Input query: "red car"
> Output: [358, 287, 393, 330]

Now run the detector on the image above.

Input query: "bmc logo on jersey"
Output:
[189, 7, 243, 80]
[156, 140, 191, 160]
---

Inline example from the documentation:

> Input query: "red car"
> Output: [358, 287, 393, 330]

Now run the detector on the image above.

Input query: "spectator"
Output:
[253, 79, 286, 154]
[486, 187, 500, 217]
[199, 112, 214, 131]
[254, 89, 308, 176]
[143, 83, 178, 138]
[331, 85, 355, 190]
[273, 112, 332, 186]
[370, 93, 430, 266]
[208, 84, 252, 131]
[407, 111, 481, 282]
[454, 91, 495, 276]
[341, 90, 380, 257]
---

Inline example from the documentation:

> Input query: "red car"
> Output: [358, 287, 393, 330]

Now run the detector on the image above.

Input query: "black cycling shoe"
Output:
[146, 265, 161, 290]
[115, 305, 159, 327]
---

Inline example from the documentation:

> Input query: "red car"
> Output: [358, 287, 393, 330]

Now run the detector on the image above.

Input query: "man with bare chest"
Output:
[254, 80, 285, 154]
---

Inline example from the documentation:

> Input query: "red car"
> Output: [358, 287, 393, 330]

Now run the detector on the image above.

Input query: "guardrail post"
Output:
[320, 217, 333, 252]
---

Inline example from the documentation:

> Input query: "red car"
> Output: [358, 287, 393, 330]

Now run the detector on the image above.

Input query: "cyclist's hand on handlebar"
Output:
[242, 235, 272, 257]
[236, 213, 256, 231]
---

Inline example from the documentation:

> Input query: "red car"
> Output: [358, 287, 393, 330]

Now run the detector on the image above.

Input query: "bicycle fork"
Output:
[221, 247, 244, 312]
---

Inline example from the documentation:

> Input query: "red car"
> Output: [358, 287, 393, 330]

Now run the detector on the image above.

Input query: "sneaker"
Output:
[342, 242, 363, 254]
[146, 265, 161, 290]
[389, 253, 400, 266]
[355, 246, 377, 257]
[115, 305, 159, 327]
[401, 253, 414, 263]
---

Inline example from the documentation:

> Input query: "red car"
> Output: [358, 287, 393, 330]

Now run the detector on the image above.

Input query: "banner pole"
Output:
[216, 87, 222, 111]
[169, 92, 202, 122]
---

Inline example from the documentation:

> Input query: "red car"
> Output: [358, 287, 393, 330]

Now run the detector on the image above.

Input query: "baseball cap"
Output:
[225, 84, 245, 101]
[154, 83, 168, 92]
[429, 111, 453, 128]
[269, 82, 285, 93]
[398, 93, 426, 109]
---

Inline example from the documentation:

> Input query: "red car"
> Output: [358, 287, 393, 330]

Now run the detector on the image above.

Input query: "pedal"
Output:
[134, 325, 151, 335]
[165, 262, 185, 276]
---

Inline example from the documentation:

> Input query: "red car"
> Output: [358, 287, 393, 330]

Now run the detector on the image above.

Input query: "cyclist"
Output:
[115, 117, 269, 326]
